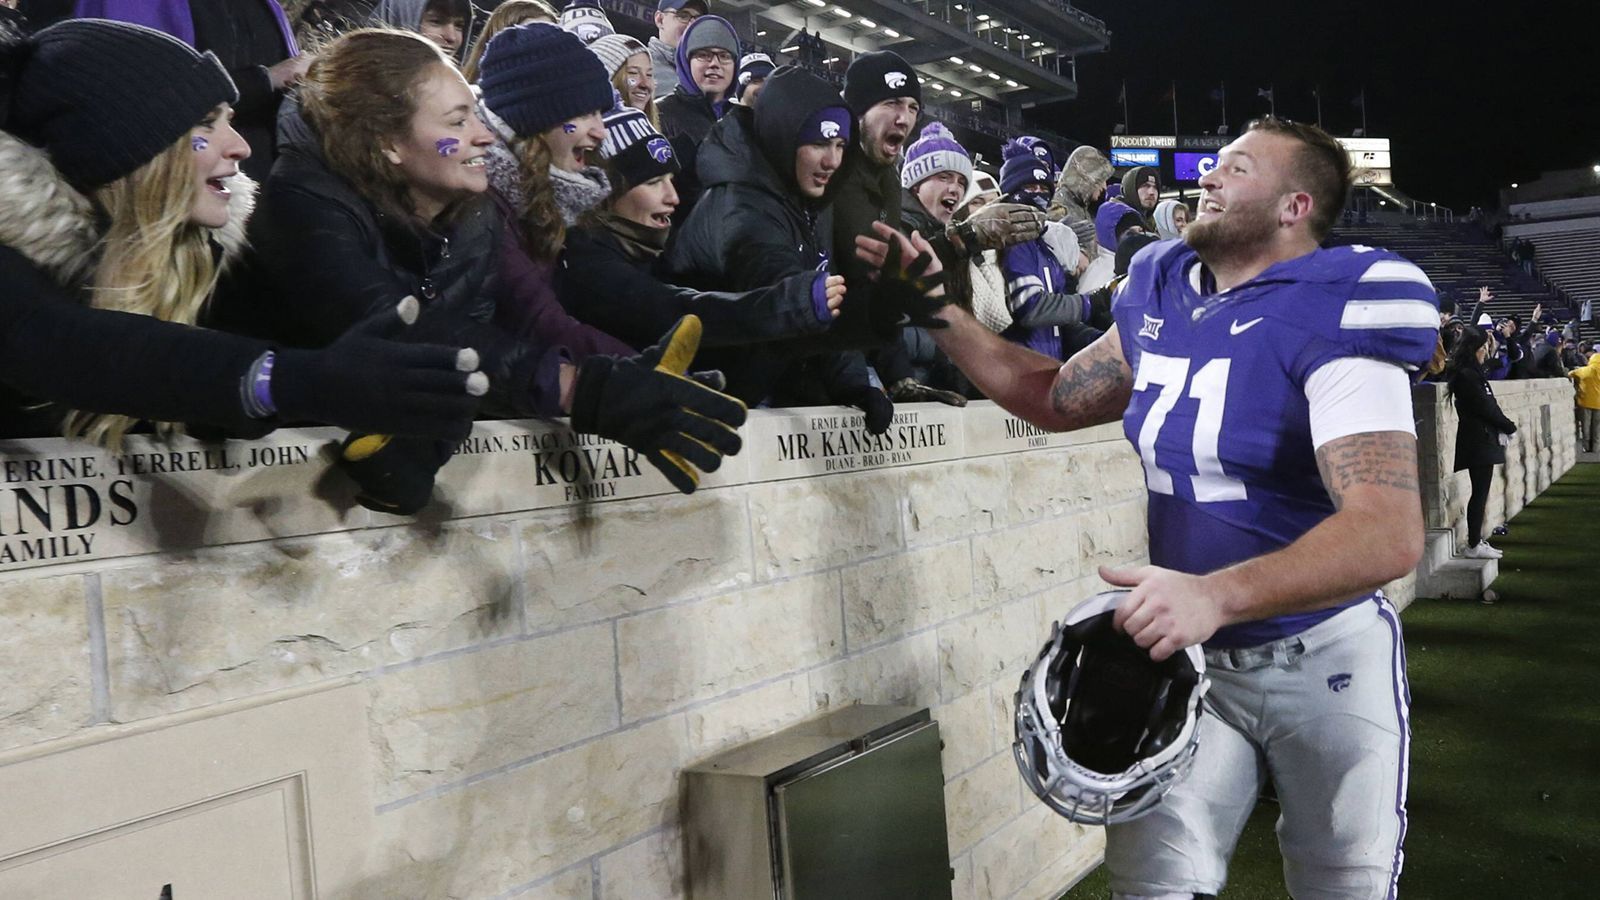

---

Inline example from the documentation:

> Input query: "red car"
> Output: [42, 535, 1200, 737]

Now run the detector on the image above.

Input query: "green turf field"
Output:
[1064, 462, 1600, 899]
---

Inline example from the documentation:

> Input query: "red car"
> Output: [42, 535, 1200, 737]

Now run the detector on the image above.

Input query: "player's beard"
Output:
[1184, 195, 1279, 265]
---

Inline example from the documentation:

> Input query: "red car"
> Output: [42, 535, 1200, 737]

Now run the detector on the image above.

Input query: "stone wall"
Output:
[0, 403, 1139, 900]
[1413, 377, 1577, 553]
[1, 381, 1578, 899]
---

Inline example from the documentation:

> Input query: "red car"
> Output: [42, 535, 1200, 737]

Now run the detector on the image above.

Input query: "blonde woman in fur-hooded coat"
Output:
[0, 19, 485, 446]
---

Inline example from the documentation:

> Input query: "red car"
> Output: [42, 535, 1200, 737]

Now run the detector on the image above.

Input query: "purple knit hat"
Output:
[900, 123, 973, 189]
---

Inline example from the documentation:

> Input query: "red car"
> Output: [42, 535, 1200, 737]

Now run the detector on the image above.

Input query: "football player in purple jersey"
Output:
[860, 117, 1436, 899]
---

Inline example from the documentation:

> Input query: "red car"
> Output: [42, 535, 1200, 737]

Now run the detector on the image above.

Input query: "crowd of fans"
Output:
[0, 0, 1245, 517]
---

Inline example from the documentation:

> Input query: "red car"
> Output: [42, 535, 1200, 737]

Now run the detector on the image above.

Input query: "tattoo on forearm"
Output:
[1314, 431, 1420, 509]
[1049, 336, 1133, 429]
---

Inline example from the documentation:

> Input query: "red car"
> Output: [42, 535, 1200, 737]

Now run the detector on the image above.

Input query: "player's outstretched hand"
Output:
[853, 221, 949, 331]
[569, 315, 747, 495]
[1100, 563, 1226, 662]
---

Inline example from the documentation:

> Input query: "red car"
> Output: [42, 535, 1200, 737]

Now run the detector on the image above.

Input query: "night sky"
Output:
[1025, 1, 1600, 212]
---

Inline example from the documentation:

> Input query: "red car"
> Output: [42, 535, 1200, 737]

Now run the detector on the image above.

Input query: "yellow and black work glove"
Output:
[338, 433, 454, 515]
[569, 315, 747, 494]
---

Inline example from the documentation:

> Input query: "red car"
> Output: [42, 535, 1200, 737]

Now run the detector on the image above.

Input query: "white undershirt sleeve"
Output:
[1305, 357, 1416, 450]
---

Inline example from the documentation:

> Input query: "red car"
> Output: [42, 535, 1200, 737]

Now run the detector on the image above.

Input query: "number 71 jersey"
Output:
[1112, 239, 1438, 647]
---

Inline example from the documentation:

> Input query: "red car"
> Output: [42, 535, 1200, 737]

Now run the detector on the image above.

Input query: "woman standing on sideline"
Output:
[1450, 326, 1518, 559]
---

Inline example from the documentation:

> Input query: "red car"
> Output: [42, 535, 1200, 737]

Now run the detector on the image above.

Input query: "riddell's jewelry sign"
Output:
[0, 405, 1128, 573]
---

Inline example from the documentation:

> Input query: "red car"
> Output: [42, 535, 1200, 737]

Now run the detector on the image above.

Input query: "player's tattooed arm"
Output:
[1048, 326, 1134, 430]
[1314, 430, 1421, 510]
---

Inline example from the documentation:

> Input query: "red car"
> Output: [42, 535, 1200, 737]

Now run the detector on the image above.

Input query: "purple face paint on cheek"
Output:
[435, 137, 461, 157]
[191, 135, 209, 152]
[562, 123, 578, 134]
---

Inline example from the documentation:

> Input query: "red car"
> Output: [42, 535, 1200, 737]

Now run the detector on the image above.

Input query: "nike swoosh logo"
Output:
[1230, 317, 1265, 335]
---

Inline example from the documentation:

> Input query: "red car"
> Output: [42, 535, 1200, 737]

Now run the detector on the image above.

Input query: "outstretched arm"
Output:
[857, 223, 1131, 432]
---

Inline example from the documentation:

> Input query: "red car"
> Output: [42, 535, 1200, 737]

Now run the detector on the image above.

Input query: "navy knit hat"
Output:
[600, 105, 680, 190]
[999, 150, 1054, 196]
[900, 123, 971, 189]
[3, 19, 238, 190]
[843, 50, 920, 118]
[480, 23, 614, 137]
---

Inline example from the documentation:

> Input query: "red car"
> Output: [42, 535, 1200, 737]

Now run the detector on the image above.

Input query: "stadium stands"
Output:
[1330, 220, 1576, 331]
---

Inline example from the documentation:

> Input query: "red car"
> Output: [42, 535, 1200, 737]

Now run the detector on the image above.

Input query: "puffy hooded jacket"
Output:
[664, 66, 876, 406]
[1046, 145, 1113, 254]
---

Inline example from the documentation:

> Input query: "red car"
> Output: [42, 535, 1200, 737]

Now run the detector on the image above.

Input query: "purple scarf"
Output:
[73, 0, 300, 56]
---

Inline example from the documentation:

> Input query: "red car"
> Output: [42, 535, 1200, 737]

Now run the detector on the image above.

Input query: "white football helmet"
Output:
[1013, 589, 1209, 825]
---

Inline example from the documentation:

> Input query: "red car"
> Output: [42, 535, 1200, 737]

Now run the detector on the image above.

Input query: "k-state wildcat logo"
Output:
[646, 137, 674, 164]
[885, 71, 908, 89]
[821, 120, 841, 139]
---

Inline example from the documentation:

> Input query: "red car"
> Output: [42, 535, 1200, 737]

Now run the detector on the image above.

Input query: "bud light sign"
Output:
[1110, 148, 1160, 168]
[1174, 151, 1219, 182]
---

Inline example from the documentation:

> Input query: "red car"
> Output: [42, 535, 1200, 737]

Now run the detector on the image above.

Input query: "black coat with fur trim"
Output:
[0, 129, 270, 438]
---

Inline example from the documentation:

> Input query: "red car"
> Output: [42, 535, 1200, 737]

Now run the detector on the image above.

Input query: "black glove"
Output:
[570, 315, 747, 494]
[337, 434, 453, 515]
[871, 239, 951, 336]
[1085, 284, 1116, 330]
[843, 386, 895, 435]
[888, 377, 967, 407]
[270, 298, 486, 441]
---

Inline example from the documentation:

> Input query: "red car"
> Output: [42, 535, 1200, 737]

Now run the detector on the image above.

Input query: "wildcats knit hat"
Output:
[600, 105, 680, 190]
[480, 23, 614, 137]
[559, 0, 614, 44]
[1000, 151, 1054, 195]
[4, 19, 238, 189]
[734, 52, 774, 101]
[900, 122, 972, 189]
[843, 50, 920, 118]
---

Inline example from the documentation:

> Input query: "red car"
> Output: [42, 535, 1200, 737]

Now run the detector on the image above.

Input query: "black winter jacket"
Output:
[662, 74, 876, 407]
[220, 141, 566, 418]
[0, 129, 265, 438]
[1451, 364, 1517, 470]
[557, 224, 830, 352]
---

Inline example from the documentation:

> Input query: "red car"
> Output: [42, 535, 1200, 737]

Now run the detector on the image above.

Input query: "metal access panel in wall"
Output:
[684, 705, 953, 900]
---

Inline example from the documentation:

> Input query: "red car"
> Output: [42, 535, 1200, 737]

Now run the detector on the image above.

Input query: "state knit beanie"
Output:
[480, 23, 614, 137]
[900, 122, 971, 189]
[2, 19, 238, 190]
[734, 52, 774, 101]
[559, 0, 614, 44]
[587, 33, 647, 78]
[600, 105, 680, 190]
[999, 151, 1054, 196]
[843, 50, 920, 118]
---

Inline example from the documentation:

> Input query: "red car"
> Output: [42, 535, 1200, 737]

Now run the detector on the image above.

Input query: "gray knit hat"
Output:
[587, 33, 646, 77]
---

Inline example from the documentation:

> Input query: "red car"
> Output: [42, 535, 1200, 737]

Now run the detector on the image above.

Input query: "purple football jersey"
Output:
[1112, 239, 1438, 647]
